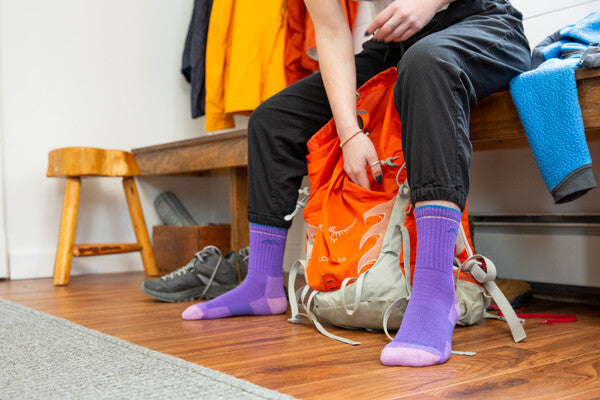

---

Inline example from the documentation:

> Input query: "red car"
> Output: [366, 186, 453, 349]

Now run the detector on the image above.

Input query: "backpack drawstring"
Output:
[284, 187, 311, 221]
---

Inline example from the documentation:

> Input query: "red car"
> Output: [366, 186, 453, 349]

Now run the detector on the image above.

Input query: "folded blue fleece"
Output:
[509, 12, 599, 204]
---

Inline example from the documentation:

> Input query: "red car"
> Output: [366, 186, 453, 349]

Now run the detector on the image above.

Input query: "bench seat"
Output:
[132, 68, 600, 250]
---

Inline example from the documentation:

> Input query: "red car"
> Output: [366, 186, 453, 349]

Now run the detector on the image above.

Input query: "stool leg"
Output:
[53, 177, 81, 285]
[122, 177, 158, 276]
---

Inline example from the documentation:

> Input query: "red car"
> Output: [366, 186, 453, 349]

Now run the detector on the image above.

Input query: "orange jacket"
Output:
[284, 0, 359, 85]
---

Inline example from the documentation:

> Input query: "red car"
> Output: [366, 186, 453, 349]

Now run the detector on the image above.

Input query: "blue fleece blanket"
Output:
[510, 12, 599, 203]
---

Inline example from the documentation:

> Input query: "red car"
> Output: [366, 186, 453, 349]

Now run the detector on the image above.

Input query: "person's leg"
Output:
[183, 47, 394, 320]
[381, 1, 531, 366]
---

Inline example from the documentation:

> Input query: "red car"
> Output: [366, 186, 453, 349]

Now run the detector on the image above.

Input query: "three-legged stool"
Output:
[47, 147, 158, 285]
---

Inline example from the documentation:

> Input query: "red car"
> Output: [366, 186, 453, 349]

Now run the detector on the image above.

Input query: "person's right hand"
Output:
[366, 0, 444, 43]
[341, 132, 383, 191]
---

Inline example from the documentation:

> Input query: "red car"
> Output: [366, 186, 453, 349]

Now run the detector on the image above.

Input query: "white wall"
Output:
[0, 0, 8, 279]
[0, 0, 228, 279]
[510, 0, 600, 47]
[1, 0, 599, 281]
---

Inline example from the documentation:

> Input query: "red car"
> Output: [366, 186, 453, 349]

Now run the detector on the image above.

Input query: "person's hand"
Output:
[366, 0, 446, 43]
[341, 132, 382, 190]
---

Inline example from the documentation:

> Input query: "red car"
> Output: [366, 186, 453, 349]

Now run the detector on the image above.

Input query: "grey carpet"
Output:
[0, 298, 296, 400]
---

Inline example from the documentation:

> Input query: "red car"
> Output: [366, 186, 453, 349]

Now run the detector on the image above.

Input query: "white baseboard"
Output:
[8, 247, 144, 280]
[473, 222, 600, 288]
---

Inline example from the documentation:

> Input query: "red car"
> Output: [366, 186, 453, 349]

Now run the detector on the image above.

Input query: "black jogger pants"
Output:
[247, 0, 531, 229]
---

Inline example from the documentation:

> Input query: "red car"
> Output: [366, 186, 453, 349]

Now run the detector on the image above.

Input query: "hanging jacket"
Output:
[510, 12, 599, 203]
[205, 0, 288, 131]
[181, 0, 213, 119]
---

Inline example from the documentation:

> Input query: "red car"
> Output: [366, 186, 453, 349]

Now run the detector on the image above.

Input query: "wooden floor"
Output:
[1, 272, 599, 399]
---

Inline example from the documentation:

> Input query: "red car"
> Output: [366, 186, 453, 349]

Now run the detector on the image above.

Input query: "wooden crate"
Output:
[152, 225, 231, 275]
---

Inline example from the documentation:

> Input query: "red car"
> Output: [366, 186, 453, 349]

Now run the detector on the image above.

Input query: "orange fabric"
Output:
[284, 0, 360, 85]
[303, 67, 475, 292]
[205, 0, 288, 131]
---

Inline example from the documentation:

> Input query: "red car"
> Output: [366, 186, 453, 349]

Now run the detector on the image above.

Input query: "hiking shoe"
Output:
[237, 246, 249, 280]
[140, 246, 238, 302]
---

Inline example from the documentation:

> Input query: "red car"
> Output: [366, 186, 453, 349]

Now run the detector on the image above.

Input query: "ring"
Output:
[387, 19, 395, 28]
[370, 161, 379, 167]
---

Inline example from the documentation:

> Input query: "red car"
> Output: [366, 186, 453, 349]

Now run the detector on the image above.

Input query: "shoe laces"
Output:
[160, 245, 222, 281]
[239, 246, 249, 262]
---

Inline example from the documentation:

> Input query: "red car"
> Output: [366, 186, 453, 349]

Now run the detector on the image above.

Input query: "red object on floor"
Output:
[489, 304, 577, 324]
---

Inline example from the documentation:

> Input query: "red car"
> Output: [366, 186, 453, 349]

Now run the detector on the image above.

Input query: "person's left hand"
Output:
[365, 0, 446, 43]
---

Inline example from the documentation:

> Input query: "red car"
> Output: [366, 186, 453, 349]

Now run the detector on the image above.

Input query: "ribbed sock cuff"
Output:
[248, 223, 287, 276]
[414, 205, 461, 274]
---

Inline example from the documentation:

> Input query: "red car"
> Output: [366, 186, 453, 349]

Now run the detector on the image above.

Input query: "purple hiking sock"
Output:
[380, 205, 461, 367]
[182, 223, 288, 320]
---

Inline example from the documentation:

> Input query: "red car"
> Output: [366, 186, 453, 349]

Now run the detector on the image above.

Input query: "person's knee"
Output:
[393, 40, 474, 113]
[248, 97, 283, 155]
[398, 42, 459, 83]
[248, 100, 272, 136]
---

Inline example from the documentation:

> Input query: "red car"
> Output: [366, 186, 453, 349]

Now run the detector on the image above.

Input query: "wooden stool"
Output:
[47, 147, 159, 285]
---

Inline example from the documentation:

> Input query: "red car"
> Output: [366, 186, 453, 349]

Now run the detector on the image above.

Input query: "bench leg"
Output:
[229, 166, 249, 251]
[53, 177, 81, 286]
[122, 177, 158, 276]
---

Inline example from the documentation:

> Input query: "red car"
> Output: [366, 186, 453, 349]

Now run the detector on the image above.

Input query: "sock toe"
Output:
[380, 346, 441, 367]
[181, 304, 204, 320]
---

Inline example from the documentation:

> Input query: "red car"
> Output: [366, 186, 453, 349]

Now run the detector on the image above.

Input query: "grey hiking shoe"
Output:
[140, 246, 238, 302]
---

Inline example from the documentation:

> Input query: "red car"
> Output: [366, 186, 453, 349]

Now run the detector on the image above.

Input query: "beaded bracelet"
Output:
[339, 129, 363, 148]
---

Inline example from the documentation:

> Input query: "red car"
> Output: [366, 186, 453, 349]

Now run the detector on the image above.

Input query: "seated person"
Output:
[182, 0, 531, 367]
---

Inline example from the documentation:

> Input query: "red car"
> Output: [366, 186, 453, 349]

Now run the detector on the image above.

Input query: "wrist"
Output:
[338, 124, 362, 141]
[339, 129, 364, 148]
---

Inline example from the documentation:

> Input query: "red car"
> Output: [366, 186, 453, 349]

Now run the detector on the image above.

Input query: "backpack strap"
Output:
[304, 290, 361, 346]
[341, 276, 361, 315]
[382, 223, 412, 338]
[455, 223, 526, 343]
[400, 224, 412, 296]
[383, 298, 404, 341]
[287, 258, 361, 345]
[287, 259, 306, 324]
[460, 253, 527, 343]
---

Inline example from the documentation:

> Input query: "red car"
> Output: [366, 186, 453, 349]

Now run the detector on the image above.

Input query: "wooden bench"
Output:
[132, 68, 600, 251]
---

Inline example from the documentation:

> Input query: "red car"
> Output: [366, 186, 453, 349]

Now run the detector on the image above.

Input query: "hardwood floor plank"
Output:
[411, 352, 600, 399]
[280, 346, 556, 399]
[1, 272, 599, 399]
[560, 387, 600, 400]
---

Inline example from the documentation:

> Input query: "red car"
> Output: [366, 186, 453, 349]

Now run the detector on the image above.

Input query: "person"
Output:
[182, 0, 531, 367]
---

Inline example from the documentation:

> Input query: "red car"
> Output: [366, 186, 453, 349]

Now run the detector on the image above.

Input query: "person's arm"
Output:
[304, 0, 382, 190]
[366, 0, 455, 43]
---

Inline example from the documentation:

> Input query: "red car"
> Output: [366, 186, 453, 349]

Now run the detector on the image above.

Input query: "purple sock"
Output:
[182, 223, 288, 320]
[380, 205, 461, 367]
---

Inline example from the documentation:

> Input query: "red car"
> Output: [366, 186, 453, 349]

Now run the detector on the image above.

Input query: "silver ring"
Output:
[387, 19, 395, 28]
[370, 161, 379, 168]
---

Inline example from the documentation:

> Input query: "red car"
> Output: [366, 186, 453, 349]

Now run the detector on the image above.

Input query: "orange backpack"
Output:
[303, 67, 474, 292]
[287, 68, 526, 346]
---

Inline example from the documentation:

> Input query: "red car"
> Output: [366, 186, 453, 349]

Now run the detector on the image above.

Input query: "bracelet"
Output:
[339, 129, 363, 148]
